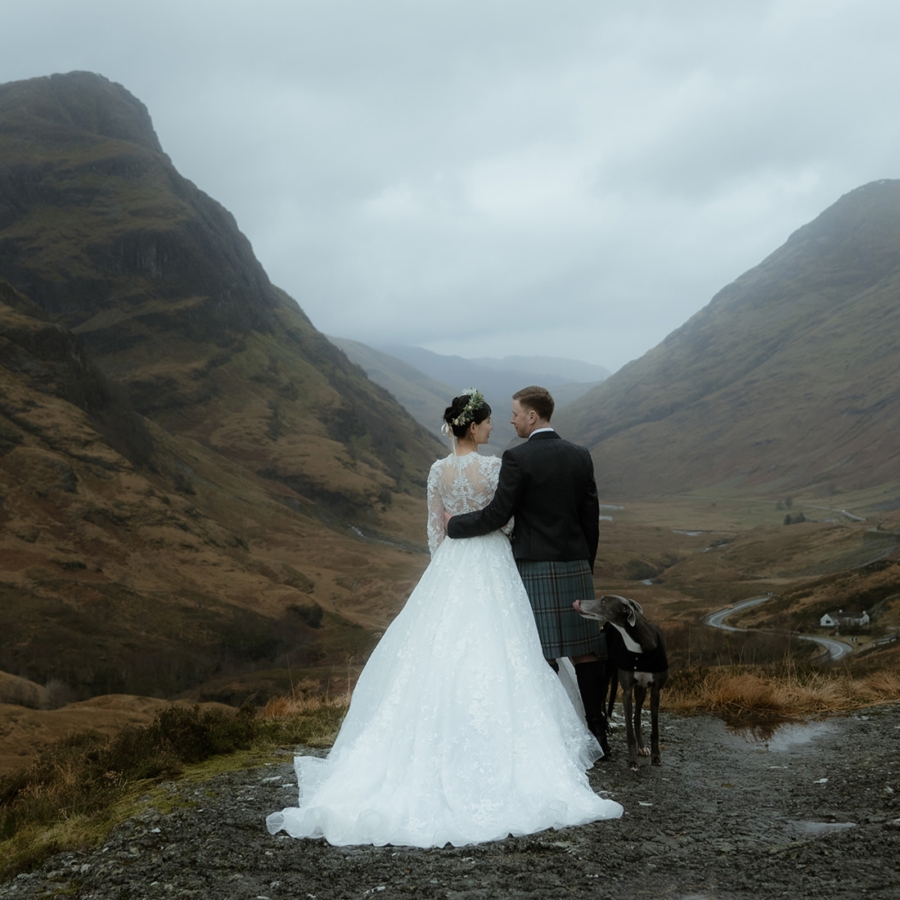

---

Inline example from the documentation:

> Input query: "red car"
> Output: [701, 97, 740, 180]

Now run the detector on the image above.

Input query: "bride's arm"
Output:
[426, 464, 445, 556]
[489, 458, 515, 537]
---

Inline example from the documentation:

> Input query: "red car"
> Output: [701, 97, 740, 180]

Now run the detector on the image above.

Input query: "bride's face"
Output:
[470, 417, 492, 445]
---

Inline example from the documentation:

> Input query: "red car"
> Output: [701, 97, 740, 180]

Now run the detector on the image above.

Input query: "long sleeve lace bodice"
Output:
[426, 453, 510, 556]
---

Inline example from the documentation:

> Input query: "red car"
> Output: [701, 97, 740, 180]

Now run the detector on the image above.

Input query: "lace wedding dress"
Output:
[266, 452, 623, 847]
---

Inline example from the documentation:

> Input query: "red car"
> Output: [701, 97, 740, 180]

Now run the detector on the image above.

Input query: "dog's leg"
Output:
[650, 670, 668, 766]
[633, 682, 649, 761]
[620, 672, 638, 770]
[650, 683, 662, 765]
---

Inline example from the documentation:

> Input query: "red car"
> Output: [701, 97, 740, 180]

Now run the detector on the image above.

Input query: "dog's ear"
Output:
[625, 598, 643, 627]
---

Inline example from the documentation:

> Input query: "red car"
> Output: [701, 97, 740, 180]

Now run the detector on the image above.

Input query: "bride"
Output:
[266, 389, 623, 847]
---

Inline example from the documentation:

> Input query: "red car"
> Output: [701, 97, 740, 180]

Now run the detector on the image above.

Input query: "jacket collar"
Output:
[528, 429, 559, 441]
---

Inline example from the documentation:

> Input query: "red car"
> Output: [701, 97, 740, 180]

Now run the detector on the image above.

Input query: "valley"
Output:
[3, 485, 898, 776]
[1, 71, 900, 787]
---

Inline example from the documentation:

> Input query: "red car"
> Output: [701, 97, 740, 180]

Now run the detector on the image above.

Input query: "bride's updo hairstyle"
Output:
[443, 389, 491, 439]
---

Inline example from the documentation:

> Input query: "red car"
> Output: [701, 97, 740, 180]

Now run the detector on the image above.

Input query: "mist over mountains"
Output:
[380, 345, 609, 389]
[329, 337, 608, 446]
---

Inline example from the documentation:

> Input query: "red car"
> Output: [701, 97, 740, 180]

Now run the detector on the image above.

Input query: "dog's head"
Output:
[575, 594, 644, 627]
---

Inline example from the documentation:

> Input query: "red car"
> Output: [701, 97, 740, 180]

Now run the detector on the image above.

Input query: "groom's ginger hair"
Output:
[513, 386, 555, 421]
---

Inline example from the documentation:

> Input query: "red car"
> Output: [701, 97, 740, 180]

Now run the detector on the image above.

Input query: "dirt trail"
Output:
[2, 705, 899, 900]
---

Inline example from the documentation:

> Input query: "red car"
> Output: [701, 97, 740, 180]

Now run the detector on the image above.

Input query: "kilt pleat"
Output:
[516, 560, 605, 660]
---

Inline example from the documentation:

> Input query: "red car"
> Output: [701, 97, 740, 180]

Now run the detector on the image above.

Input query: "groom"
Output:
[446, 385, 610, 755]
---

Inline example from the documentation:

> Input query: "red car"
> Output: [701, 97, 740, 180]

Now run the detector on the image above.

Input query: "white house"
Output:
[820, 610, 870, 629]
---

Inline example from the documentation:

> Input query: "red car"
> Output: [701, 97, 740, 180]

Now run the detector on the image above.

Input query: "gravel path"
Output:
[3, 705, 899, 900]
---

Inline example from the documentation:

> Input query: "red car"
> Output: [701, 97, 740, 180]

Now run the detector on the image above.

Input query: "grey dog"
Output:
[574, 595, 669, 770]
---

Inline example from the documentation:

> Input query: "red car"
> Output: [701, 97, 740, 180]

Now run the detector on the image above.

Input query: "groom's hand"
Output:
[443, 510, 452, 529]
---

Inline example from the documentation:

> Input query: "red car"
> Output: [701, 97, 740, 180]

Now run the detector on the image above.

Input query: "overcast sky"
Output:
[3, 1, 899, 372]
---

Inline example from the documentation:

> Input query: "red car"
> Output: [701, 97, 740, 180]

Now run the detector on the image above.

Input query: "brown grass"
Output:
[257, 689, 348, 749]
[0, 700, 345, 881]
[3, 664, 899, 881]
[664, 665, 900, 721]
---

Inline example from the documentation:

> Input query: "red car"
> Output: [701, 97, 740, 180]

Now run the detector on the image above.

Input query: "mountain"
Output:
[327, 337, 455, 440]
[557, 180, 900, 500]
[345, 343, 608, 448]
[0, 72, 442, 704]
[0, 72, 441, 512]
[379, 345, 608, 407]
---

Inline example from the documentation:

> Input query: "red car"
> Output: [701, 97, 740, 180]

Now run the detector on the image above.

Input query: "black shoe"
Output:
[587, 717, 612, 759]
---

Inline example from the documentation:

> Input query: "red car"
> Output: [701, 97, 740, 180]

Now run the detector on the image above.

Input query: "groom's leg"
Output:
[574, 656, 611, 758]
[516, 558, 610, 754]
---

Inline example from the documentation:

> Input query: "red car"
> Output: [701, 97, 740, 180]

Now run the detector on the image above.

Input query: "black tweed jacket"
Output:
[447, 431, 600, 569]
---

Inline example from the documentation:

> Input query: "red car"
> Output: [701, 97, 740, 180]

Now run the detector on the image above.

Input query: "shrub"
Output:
[625, 559, 659, 581]
[289, 602, 323, 628]
[0, 705, 256, 879]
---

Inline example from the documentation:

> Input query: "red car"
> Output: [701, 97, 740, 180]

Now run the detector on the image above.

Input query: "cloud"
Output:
[3, 1, 900, 371]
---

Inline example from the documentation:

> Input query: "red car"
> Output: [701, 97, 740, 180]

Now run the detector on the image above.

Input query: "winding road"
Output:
[703, 595, 853, 661]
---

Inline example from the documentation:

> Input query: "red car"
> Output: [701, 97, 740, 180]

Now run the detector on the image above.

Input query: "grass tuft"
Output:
[664, 664, 900, 722]
[256, 694, 347, 748]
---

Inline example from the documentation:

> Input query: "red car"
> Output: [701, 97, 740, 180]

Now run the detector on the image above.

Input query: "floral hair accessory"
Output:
[451, 388, 486, 428]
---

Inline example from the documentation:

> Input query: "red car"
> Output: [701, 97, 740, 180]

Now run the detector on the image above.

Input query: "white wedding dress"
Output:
[266, 452, 623, 847]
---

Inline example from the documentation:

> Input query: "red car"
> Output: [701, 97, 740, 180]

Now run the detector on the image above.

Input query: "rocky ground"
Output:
[2, 704, 899, 900]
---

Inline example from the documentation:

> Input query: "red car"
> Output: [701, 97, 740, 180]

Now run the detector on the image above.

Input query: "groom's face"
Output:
[511, 400, 536, 438]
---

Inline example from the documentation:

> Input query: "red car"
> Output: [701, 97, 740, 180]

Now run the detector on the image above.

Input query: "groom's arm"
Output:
[447, 451, 524, 539]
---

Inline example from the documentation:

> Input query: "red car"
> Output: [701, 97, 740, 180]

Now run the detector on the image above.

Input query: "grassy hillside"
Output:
[559, 180, 900, 500]
[587, 491, 900, 677]
[0, 279, 431, 704]
[327, 336, 455, 441]
[0, 73, 443, 711]
[0, 72, 442, 516]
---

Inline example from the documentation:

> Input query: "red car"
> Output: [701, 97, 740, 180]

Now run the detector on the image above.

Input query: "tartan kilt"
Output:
[516, 559, 605, 660]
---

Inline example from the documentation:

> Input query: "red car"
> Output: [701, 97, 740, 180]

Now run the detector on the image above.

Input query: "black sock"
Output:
[574, 660, 607, 724]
